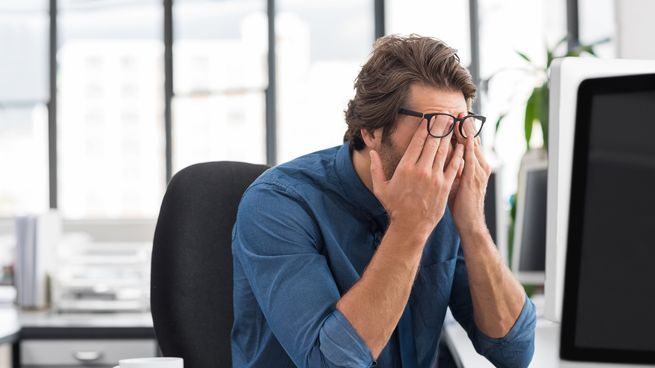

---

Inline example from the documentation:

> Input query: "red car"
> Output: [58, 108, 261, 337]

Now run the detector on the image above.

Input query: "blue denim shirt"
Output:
[231, 143, 536, 368]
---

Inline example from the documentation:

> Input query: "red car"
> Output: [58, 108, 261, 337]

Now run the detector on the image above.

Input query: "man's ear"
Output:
[361, 127, 383, 150]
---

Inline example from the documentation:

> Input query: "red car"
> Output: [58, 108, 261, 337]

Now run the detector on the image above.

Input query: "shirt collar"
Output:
[335, 143, 387, 219]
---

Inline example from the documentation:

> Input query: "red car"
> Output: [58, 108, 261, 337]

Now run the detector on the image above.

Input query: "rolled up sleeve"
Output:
[233, 183, 374, 368]
[449, 245, 537, 368]
[319, 309, 375, 367]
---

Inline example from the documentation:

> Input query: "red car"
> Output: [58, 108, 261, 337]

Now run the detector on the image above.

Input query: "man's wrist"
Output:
[386, 220, 432, 247]
[458, 224, 492, 248]
[454, 213, 486, 236]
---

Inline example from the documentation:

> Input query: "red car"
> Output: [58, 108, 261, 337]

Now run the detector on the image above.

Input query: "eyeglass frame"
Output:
[397, 108, 487, 138]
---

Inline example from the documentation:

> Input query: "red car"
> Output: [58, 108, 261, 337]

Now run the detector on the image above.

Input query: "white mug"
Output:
[114, 357, 183, 368]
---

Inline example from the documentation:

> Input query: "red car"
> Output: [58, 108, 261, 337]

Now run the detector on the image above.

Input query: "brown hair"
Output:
[344, 34, 477, 150]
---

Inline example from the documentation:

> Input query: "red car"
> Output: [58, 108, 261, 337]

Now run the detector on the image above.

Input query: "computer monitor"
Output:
[559, 73, 655, 364]
[544, 57, 655, 323]
[485, 164, 508, 265]
[511, 153, 547, 285]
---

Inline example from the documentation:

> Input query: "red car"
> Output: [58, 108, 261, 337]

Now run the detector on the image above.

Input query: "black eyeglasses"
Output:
[398, 108, 486, 139]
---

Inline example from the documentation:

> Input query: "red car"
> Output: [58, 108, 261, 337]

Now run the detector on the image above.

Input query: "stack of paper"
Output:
[14, 211, 61, 309]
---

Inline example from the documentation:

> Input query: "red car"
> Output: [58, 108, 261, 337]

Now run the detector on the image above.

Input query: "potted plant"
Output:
[483, 36, 605, 273]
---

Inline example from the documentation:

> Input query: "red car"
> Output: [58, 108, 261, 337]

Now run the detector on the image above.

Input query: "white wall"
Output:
[616, 0, 655, 59]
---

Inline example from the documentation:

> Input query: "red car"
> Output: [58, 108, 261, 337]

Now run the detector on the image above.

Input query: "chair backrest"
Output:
[151, 161, 268, 368]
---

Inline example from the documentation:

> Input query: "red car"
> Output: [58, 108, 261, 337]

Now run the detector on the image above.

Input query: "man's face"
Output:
[376, 83, 469, 180]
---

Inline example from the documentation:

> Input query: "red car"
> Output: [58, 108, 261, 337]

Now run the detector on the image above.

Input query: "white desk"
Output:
[0, 304, 155, 367]
[0, 308, 20, 345]
[443, 314, 655, 367]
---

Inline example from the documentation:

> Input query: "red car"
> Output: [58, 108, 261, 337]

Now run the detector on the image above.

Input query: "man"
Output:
[231, 35, 536, 367]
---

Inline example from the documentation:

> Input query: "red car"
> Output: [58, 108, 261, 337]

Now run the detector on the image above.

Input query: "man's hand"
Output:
[447, 118, 527, 341]
[448, 117, 492, 235]
[370, 118, 464, 238]
[337, 117, 464, 359]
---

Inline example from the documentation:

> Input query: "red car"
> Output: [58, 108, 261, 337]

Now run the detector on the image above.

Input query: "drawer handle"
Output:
[73, 351, 104, 362]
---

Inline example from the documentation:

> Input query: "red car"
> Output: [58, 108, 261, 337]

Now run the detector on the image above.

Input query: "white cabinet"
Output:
[21, 339, 157, 367]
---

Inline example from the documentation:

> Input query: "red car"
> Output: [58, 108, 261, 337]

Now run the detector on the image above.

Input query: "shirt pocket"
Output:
[413, 257, 457, 328]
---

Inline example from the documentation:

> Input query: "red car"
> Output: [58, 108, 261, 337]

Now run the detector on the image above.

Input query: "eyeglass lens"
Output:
[428, 115, 455, 137]
[427, 115, 483, 138]
[460, 116, 483, 138]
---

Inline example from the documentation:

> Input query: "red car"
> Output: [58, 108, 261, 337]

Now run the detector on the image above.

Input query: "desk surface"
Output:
[19, 309, 153, 328]
[443, 314, 655, 368]
[0, 306, 153, 342]
[0, 307, 20, 345]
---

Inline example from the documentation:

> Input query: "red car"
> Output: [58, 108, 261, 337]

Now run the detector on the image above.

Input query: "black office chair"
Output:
[151, 161, 268, 368]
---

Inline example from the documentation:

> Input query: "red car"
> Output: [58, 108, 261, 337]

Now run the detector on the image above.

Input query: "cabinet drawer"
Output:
[21, 339, 156, 366]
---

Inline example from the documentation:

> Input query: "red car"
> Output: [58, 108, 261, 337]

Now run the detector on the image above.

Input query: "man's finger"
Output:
[474, 143, 491, 175]
[369, 150, 387, 190]
[443, 136, 458, 173]
[433, 117, 454, 171]
[462, 136, 477, 181]
[398, 119, 429, 167]
[462, 116, 477, 139]
[444, 143, 464, 183]
[417, 116, 441, 170]
[453, 121, 466, 145]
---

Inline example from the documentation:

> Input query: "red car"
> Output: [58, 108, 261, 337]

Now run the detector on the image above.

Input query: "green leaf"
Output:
[580, 44, 597, 56]
[495, 112, 507, 133]
[538, 84, 549, 150]
[566, 43, 597, 58]
[524, 88, 538, 150]
[533, 87, 543, 132]
[516, 50, 532, 63]
[554, 35, 569, 52]
[589, 37, 611, 47]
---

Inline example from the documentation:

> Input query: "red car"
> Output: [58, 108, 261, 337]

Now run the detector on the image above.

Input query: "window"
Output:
[579, 0, 615, 58]
[58, 0, 165, 218]
[3, 0, 595, 224]
[0, 1, 49, 216]
[276, 0, 374, 163]
[386, 0, 471, 67]
[478, 0, 566, 200]
[172, 0, 267, 172]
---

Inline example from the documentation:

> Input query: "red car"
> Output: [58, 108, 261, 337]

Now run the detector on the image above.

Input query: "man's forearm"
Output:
[459, 228, 526, 338]
[335, 222, 427, 359]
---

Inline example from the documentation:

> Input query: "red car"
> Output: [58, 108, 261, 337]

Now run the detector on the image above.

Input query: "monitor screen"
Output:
[517, 167, 547, 273]
[545, 57, 655, 324]
[512, 157, 548, 285]
[485, 171, 498, 244]
[561, 73, 655, 363]
[484, 167, 509, 264]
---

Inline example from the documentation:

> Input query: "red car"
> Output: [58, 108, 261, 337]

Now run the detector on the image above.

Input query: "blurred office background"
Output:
[0, 0, 618, 221]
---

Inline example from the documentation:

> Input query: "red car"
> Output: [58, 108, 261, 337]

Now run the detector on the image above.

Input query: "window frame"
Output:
[32, 0, 580, 219]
